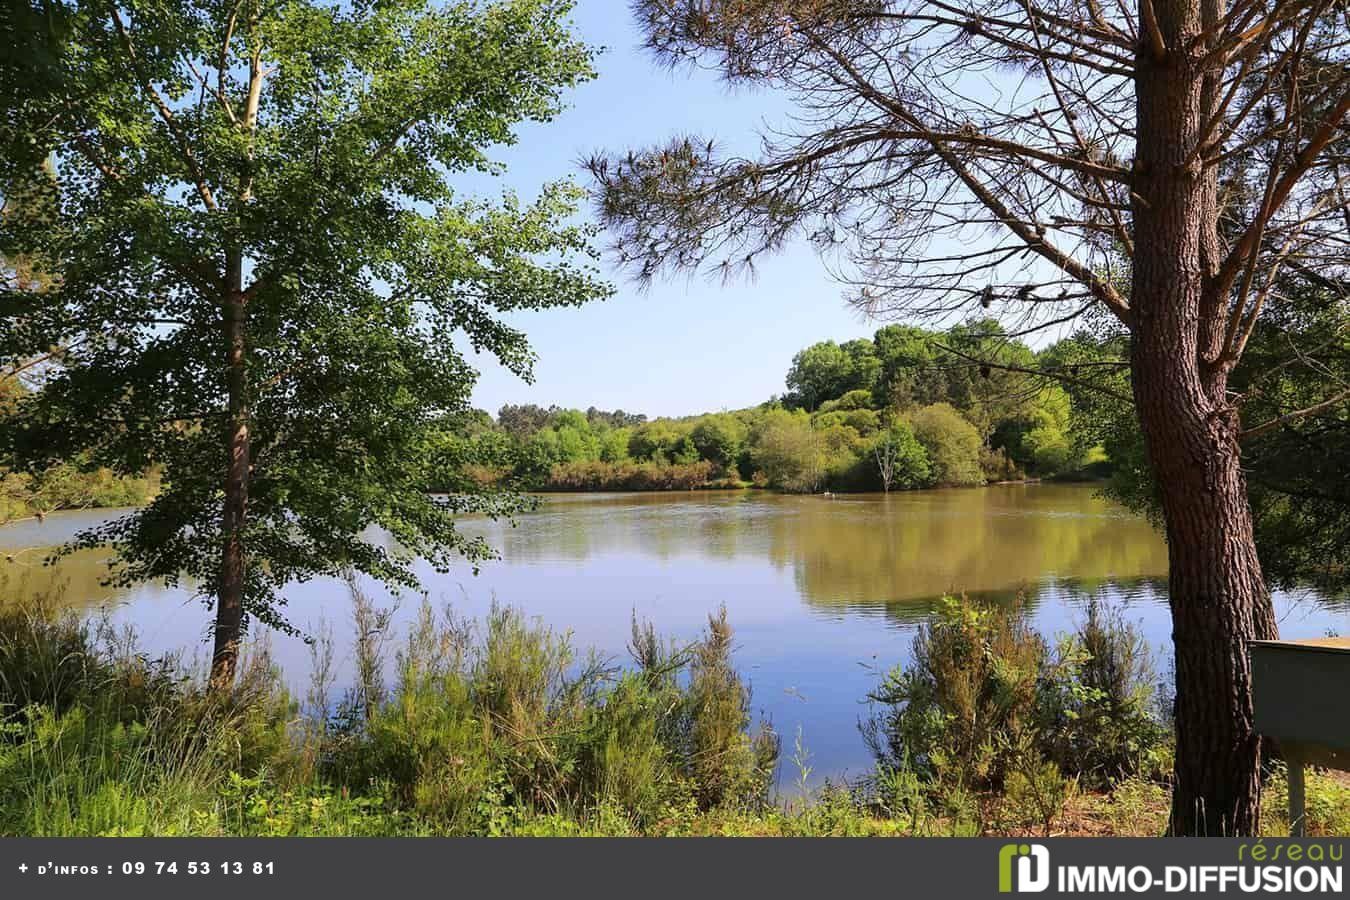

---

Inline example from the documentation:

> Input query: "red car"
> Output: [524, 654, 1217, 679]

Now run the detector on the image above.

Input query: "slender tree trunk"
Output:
[210, 256, 250, 690]
[1132, 12, 1279, 836]
[210, 38, 263, 692]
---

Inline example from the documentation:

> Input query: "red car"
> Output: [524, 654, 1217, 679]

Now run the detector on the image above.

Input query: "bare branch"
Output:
[1241, 387, 1350, 440]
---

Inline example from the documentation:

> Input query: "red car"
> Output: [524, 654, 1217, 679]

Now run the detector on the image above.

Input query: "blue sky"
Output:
[458, 3, 878, 419]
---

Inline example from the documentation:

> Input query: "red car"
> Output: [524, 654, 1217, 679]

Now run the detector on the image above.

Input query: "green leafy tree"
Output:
[908, 404, 983, 488]
[815, 388, 874, 413]
[689, 413, 747, 468]
[934, 320, 1041, 438]
[497, 404, 559, 441]
[815, 406, 879, 436]
[989, 385, 1080, 478]
[628, 419, 692, 462]
[550, 410, 601, 463]
[0, 0, 607, 688]
[873, 325, 943, 410]
[747, 408, 820, 492]
[871, 422, 930, 492]
[585, 406, 646, 429]
[784, 338, 878, 410]
[1064, 286, 1350, 600]
[598, 426, 632, 464]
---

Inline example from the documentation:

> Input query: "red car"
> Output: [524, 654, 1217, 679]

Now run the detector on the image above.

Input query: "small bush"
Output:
[979, 446, 1023, 482]
[863, 594, 1167, 817]
[864, 595, 1046, 791]
[1038, 599, 1169, 786]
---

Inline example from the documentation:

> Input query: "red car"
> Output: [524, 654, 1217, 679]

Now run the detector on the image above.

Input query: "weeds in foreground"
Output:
[862, 594, 1170, 835]
[0, 588, 778, 836]
[0, 589, 1343, 836]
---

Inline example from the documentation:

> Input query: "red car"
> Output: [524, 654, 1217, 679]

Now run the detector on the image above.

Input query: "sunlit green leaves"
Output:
[0, 0, 609, 636]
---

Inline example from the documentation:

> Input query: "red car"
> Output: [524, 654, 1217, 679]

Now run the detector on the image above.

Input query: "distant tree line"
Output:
[451, 319, 1110, 494]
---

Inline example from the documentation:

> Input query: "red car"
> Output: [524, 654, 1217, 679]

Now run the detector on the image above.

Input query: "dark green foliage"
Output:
[785, 340, 879, 411]
[472, 315, 1100, 494]
[690, 414, 748, 468]
[864, 595, 1047, 791]
[1037, 600, 1168, 786]
[497, 404, 561, 441]
[1232, 291, 1350, 597]
[869, 422, 931, 491]
[1054, 287, 1350, 597]
[873, 325, 945, 409]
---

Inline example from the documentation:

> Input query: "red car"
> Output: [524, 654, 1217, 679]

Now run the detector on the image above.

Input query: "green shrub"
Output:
[816, 389, 874, 413]
[683, 608, 779, 809]
[908, 404, 984, 487]
[1038, 599, 1169, 786]
[870, 422, 931, 491]
[979, 446, 1023, 482]
[864, 595, 1046, 791]
[749, 409, 822, 493]
[863, 594, 1168, 809]
[690, 415, 748, 468]
[319, 596, 778, 833]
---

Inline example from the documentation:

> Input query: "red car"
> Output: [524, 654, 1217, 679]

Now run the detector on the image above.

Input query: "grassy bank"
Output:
[0, 589, 1344, 837]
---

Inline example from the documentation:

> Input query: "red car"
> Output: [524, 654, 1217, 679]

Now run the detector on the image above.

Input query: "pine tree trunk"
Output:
[1132, 13, 1279, 836]
[210, 264, 250, 691]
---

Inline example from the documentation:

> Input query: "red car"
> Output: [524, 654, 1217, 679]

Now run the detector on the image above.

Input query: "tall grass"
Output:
[0, 588, 1343, 836]
[0, 596, 294, 835]
[0, 586, 778, 836]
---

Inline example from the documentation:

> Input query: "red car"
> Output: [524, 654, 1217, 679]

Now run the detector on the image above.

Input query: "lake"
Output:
[1, 483, 1345, 786]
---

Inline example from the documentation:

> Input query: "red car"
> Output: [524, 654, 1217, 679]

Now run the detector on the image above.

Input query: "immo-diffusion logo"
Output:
[996, 841, 1343, 894]
[999, 844, 1050, 893]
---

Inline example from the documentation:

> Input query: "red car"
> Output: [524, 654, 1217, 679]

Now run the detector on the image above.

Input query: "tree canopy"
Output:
[587, 0, 1350, 835]
[0, 0, 608, 682]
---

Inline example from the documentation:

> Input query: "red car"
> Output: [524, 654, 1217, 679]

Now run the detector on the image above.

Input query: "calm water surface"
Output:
[2, 484, 1345, 784]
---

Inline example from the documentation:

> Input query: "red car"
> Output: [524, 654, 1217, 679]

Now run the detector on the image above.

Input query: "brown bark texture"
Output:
[1132, 19, 1279, 836]
[210, 268, 250, 691]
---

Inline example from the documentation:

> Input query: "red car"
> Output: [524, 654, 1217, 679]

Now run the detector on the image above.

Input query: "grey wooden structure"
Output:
[1250, 637, 1350, 836]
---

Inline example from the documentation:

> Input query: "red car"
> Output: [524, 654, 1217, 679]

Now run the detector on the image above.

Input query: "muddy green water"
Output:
[2, 484, 1344, 782]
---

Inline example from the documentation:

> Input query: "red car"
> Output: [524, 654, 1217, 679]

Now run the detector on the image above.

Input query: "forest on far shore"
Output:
[448, 318, 1115, 495]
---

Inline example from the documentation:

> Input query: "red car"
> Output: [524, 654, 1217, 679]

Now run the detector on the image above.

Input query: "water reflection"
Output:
[484, 485, 1172, 618]
[1, 486, 1344, 783]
